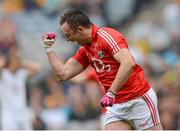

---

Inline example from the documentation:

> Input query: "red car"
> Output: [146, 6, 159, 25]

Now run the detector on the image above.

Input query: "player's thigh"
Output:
[131, 88, 161, 129]
[105, 120, 133, 130]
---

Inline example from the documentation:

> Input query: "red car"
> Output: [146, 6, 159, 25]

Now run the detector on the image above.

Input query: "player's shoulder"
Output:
[101, 26, 120, 33]
[76, 46, 86, 54]
[77, 46, 85, 51]
[97, 26, 124, 38]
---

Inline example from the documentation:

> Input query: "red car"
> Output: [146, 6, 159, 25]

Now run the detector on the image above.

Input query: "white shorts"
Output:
[104, 88, 161, 130]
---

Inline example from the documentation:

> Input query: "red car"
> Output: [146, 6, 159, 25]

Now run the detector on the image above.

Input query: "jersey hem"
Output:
[114, 86, 151, 104]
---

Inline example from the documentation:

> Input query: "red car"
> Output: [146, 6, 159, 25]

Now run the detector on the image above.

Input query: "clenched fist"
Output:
[100, 91, 115, 107]
[42, 32, 57, 52]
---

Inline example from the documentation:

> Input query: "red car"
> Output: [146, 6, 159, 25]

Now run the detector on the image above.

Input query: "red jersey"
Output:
[85, 68, 99, 82]
[72, 24, 150, 103]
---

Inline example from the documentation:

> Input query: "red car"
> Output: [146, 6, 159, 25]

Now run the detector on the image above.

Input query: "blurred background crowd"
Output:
[0, 0, 179, 130]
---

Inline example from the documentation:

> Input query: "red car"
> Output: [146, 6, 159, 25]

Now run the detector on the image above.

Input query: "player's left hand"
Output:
[100, 91, 115, 107]
[42, 32, 57, 50]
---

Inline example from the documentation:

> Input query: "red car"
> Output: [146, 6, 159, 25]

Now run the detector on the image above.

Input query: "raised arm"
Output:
[42, 32, 84, 81]
[47, 51, 84, 81]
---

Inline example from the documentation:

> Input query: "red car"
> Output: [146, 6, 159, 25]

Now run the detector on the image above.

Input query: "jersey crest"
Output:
[98, 51, 104, 58]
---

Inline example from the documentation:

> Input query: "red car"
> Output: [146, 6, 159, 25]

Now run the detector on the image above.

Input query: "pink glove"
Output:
[100, 91, 115, 107]
[42, 32, 57, 52]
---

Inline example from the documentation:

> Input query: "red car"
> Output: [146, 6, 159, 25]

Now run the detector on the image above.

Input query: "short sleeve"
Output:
[105, 36, 128, 55]
[72, 47, 89, 69]
[97, 28, 128, 55]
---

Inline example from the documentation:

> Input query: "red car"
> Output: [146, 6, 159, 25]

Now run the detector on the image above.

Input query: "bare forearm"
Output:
[47, 51, 66, 80]
[110, 62, 135, 93]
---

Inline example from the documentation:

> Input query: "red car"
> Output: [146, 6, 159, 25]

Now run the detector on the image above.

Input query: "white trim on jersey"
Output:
[97, 29, 121, 53]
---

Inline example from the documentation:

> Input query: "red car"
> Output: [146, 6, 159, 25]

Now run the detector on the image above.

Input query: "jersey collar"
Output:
[91, 24, 99, 41]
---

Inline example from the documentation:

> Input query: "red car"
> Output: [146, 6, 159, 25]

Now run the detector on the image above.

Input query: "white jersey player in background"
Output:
[0, 53, 41, 130]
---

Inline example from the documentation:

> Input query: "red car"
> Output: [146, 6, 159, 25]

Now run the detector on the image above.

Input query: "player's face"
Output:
[61, 22, 88, 46]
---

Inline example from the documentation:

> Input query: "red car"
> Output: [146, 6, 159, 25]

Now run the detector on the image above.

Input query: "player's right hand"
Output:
[42, 32, 57, 49]
[100, 91, 115, 107]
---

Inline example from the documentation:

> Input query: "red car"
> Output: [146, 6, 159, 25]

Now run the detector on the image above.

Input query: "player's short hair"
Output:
[60, 9, 92, 32]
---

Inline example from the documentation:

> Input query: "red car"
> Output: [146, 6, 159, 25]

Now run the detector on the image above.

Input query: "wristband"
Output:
[45, 47, 54, 53]
[108, 89, 117, 96]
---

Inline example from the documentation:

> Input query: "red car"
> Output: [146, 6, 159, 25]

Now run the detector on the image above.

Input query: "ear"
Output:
[77, 26, 84, 32]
